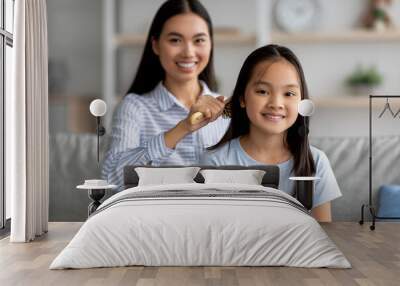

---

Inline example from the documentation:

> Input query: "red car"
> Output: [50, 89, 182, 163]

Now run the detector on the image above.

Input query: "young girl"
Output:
[102, 0, 229, 186]
[200, 44, 341, 222]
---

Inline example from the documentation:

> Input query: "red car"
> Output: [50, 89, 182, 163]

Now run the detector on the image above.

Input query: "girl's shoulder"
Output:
[309, 145, 330, 166]
[200, 139, 239, 165]
[211, 138, 239, 154]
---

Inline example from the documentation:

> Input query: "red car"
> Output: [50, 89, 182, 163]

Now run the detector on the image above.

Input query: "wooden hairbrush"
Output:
[189, 96, 232, 125]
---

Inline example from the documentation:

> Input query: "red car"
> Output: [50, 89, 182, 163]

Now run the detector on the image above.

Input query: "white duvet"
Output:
[50, 183, 351, 269]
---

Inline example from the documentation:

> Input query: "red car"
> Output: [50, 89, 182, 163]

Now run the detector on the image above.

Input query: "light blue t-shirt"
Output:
[200, 137, 342, 208]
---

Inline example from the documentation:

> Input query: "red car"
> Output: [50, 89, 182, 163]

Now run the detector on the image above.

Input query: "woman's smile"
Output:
[176, 60, 198, 72]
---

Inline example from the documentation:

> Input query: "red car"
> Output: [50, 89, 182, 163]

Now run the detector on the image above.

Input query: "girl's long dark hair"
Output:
[126, 0, 217, 95]
[212, 44, 315, 177]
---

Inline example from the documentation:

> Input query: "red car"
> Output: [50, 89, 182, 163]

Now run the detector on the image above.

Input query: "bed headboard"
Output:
[123, 165, 280, 189]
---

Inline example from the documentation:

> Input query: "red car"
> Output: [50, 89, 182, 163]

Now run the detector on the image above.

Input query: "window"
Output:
[1, 0, 14, 231]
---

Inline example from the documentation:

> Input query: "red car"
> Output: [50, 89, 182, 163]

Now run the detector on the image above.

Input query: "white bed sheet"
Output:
[50, 183, 350, 269]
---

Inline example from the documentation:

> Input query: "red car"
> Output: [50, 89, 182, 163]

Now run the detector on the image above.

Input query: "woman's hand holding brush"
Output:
[164, 95, 227, 149]
[185, 95, 226, 130]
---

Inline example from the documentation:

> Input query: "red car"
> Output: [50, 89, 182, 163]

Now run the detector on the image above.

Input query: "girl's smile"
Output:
[261, 112, 286, 123]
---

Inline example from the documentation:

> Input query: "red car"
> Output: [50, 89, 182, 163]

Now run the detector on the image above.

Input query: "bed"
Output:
[50, 165, 350, 269]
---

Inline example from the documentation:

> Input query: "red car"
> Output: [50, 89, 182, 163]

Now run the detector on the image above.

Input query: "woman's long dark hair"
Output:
[212, 44, 315, 177]
[126, 0, 217, 95]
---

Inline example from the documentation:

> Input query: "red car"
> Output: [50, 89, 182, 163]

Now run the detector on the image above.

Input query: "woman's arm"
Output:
[102, 98, 175, 186]
[311, 202, 332, 222]
[103, 95, 226, 185]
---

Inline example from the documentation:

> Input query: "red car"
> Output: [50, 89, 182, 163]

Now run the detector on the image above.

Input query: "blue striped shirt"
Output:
[102, 81, 230, 186]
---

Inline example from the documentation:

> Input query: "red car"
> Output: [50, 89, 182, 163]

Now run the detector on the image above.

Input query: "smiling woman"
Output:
[102, 0, 230, 187]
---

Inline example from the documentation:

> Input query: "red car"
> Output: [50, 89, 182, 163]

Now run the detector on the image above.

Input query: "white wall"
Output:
[47, 0, 103, 133]
[310, 104, 400, 137]
[288, 0, 400, 137]
[47, 0, 102, 96]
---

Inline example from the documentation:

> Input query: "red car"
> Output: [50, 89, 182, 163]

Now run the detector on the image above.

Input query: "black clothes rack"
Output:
[359, 95, 400, 230]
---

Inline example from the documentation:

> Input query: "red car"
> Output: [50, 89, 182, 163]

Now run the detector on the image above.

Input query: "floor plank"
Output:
[0, 222, 399, 286]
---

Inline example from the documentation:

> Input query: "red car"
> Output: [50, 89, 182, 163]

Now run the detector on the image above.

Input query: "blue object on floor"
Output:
[377, 185, 400, 217]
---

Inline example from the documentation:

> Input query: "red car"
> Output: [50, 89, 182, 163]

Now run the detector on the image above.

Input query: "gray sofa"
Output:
[49, 133, 400, 222]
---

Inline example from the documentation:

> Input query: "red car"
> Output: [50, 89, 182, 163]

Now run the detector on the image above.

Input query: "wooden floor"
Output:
[0, 222, 399, 286]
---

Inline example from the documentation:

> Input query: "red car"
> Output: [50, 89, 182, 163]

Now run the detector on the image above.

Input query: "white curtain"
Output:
[7, 0, 49, 242]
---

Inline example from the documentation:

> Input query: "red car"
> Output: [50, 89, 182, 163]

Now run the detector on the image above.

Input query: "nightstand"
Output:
[77, 181, 117, 216]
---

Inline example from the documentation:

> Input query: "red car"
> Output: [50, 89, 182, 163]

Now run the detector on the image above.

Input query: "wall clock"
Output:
[274, 0, 320, 33]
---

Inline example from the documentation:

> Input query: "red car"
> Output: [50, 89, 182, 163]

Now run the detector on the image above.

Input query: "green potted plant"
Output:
[345, 65, 383, 95]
